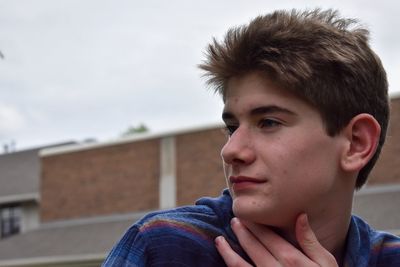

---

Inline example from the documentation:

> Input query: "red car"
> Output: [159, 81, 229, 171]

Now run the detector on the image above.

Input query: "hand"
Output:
[215, 213, 338, 267]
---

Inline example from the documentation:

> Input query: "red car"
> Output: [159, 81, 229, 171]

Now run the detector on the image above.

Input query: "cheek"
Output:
[278, 138, 340, 194]
[266, 135, 338, 182]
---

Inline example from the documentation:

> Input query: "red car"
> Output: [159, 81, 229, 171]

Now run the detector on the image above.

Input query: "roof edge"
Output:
[40, 122, 223, 157]
[40, 211, 149, 229]
[0, 193, 39, 206]
[387, 229, 400, 236]
[355, 183, 400, 195]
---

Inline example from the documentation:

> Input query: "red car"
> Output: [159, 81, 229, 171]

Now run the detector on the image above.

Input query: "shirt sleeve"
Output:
[374, 232, 400, 267]
[102, 225, 148, 267]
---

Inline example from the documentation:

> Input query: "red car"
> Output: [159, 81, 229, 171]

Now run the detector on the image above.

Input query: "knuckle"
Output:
[279, 250, 301, 266]
[303, 234, 317, 245]
[227, 258, 244, 267]
[302, 237, 318, 250]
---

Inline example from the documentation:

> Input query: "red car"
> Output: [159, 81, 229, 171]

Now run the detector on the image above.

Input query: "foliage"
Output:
[121, 123, 149, 136]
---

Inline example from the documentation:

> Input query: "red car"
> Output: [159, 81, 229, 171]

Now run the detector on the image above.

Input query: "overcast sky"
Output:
[1, 0, 399, 151]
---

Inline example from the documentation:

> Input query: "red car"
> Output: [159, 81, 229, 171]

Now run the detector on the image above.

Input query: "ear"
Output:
[340, 114, 381, 173]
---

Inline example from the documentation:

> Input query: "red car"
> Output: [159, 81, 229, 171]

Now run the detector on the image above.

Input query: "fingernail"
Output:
[215, 236, 225, 246]
[231, 217, 239, 226]
[300, 213, 308, 228]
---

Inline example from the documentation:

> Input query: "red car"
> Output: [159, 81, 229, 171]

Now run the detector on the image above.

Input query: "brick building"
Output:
[0, 94, 399, 266]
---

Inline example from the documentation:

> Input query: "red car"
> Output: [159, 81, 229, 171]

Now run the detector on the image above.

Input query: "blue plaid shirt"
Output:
[103, 189, 400, 267]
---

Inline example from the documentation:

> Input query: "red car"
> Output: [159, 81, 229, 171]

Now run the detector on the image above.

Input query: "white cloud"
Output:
[0, 104, 25, 134]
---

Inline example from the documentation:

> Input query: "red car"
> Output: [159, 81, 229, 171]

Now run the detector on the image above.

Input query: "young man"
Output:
[103, 9, 400, 267]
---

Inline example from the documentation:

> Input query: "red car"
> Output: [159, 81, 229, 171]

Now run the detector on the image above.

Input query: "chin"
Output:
[232, 198, 295, 227]
[232, 204, 252, 220]
[232, 199, 270, 224]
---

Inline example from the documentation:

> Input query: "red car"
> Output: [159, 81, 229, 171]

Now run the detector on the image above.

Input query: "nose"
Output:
[221, 126, 256, 166]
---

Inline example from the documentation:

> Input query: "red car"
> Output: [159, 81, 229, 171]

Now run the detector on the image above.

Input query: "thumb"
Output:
[295, 213, 338, 266]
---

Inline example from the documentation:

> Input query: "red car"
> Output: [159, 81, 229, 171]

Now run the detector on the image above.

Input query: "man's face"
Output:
[221, 72, 346, 227]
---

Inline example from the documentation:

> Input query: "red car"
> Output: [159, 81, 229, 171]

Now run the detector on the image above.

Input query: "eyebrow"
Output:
[222, 105, 296, 121]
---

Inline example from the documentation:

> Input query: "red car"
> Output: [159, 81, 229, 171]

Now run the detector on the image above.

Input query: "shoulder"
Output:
[370, 229, 400, 266]
[135, 190, 233, 249]
[136, 205, 223, 244]
[103, 190, 233, 267]
[350, 215, 400, 267]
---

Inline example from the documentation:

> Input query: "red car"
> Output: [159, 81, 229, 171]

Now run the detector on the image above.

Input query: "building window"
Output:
[0, 205, 21, 239]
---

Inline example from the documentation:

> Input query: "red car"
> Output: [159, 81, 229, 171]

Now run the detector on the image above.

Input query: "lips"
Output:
[229, 176, 266, 191]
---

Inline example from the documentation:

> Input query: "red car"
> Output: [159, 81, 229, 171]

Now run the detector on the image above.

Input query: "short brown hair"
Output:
[199, 9, 389, 189]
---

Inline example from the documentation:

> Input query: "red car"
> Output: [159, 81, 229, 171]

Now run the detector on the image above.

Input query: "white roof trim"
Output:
[389, 91, 400, 99]
[387, 229, 400, 236]
[355, 183, 400, 195]
[40, 122, 223, 157]
[0, 253, 105, 267]
[40, 211, 148, 230]
[0, 193, 39, 205]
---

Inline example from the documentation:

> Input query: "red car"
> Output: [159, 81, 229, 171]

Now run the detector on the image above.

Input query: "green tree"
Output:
[121, 123, 149, 136]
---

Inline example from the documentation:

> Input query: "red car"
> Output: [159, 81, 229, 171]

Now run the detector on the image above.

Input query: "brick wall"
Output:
[39, 95, 400, 221]
[176, 128, 227, 206]
[40, 140, 160, 222]
[368, 96, 400, 185]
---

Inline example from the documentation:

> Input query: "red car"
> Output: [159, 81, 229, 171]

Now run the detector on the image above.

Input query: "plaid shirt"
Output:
[103, 189, 400, 267]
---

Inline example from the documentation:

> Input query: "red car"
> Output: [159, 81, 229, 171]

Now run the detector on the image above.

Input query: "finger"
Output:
[230, 218, 279, 265]
[243, 220, 318, 266]
[215, 236, 253, 267]
[295, 213, 338, 266]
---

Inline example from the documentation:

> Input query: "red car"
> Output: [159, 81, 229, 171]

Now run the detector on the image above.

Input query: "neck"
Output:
[277, 193, 353, 266]
[307, 212, 351, 266]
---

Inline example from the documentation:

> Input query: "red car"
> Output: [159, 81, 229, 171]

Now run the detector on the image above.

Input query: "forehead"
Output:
[222, 72, 322, 120]
[224, 72, 298, 108]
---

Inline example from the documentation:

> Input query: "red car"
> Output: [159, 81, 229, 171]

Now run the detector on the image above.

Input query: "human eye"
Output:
[258, 118, 282, 129]
[223, 124, 238, 136]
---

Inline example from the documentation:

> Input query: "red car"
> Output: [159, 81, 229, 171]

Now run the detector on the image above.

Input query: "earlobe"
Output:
[340, 114, 381, 173]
